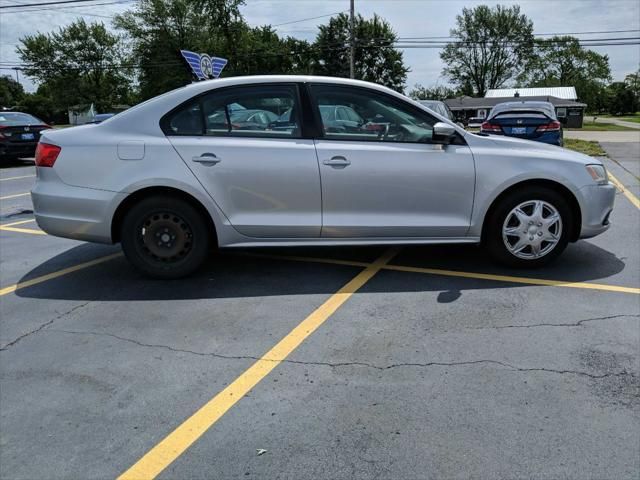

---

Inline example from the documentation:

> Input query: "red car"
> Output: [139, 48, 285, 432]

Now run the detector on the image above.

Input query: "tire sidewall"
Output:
[486, 187, 572, 268]
[121, 196, 211, 279]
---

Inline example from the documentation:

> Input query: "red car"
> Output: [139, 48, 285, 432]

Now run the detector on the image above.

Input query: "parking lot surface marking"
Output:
[0, 224, 45, 235]
[244, 252, 640, 295]
[0, 192, 31, 201]
[608, 172, 640, 210]
[0, 252, 123, 296]
[117, 247, 400, 480]
[0, 174, 35, 182]
[1, 219, 36, 228]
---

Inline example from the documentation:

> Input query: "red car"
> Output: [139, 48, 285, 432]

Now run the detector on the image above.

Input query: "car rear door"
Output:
[309, 84, 475, 238]
[165, 83, 321, 238]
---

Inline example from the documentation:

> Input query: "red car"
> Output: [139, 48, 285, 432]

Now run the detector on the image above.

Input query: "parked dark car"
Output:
[480, 101, 563, 146]
[0, 112, 50, 160]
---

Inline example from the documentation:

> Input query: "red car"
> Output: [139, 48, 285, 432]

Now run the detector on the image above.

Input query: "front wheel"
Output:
[120, 195, 212, 279]
[485, 187, 573, 268]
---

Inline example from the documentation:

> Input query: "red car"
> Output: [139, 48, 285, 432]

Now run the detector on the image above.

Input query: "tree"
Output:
[607, 82, 639, 115]
[115, 0, 249, 100]
[17, 19, 132, 113]
[519, 36, 611, 110]
[0, 75, 25, 108]
[625, 70, 640, 101]
[314, 13, 409, 92]
[440, 5, 534, 96]
[407, 84, 456, 101]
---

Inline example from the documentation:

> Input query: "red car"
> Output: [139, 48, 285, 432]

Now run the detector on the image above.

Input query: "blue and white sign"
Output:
[180, 50, 228, 80]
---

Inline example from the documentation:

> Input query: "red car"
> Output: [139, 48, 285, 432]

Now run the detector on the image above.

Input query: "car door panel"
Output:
[170, 136, 321, 237]
[315, 140, 475, 237]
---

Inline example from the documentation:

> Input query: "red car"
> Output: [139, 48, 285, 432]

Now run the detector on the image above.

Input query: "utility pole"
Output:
[12, 67, 19, 83]
[349, 0, 355, 79]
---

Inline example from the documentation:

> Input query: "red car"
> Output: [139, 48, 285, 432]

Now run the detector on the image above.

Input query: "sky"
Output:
[1, 0, 639, 93]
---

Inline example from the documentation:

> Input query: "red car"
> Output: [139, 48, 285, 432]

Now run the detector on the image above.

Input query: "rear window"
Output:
[0, 113, 44, 126]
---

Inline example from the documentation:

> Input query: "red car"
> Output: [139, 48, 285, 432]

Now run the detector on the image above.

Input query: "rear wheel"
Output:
[120, 195, 212, 279]
[485, 187, 573, 267]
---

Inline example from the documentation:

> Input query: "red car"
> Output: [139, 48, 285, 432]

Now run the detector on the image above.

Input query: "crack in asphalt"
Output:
[48, 329, 636, 380]
[0, 302, 91, 351]
[472, 314, 639, 331]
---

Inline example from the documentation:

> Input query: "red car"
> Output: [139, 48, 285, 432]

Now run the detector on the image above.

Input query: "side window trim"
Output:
[160, 83, 305, 139]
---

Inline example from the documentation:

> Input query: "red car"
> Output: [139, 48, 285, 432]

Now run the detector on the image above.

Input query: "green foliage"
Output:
[17, 19, 132, 113]
[606, 82, 639, 115]
[114, 0, 246, 100]
[314, 13, 408, 92]
[519, 36, 611, 111]
[0, 75, 25, 108]
[440, 5, 534, 96]
[407, 84, 456, 101]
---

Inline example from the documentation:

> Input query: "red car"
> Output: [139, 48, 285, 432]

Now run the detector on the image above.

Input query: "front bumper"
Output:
[578, 183, 616, 239]
[32, 168, 125, 244]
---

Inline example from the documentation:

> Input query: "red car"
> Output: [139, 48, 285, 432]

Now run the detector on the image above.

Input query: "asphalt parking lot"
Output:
[1, 146, 639, 479]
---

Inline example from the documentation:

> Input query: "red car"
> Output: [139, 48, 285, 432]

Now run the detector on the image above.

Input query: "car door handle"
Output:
[192, 153, 221, 165]
[323, 156, 350, 167]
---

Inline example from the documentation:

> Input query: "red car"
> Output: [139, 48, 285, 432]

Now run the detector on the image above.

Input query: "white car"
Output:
[32, 75, 615, 278]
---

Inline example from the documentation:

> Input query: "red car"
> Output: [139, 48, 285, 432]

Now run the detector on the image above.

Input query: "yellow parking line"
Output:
[0, 174, 35, 182]
[244, 252, 640, 295]
[1, 218, 36, 227]
[383, 264, 640, 295]
[0, 253, 123, 296]
[117, 247, 400, 480]
[0, 192, 30, 201]
[0, 226, 45, 235]
[608, 172, 640, 210]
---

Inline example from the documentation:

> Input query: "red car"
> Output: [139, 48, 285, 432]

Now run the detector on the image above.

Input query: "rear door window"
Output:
[162, 84, 301, 138]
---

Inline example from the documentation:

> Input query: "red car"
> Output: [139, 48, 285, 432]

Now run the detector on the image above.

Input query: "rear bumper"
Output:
[0, 141, 37, 158]
[32, 168, 124, 243]
[578, 183, 616, 239]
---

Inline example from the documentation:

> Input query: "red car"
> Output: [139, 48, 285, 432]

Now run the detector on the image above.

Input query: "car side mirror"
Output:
[433, 122, 456, 144]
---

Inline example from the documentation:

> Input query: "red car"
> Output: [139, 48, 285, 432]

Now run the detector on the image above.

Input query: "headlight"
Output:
[586, 164, 608, 185]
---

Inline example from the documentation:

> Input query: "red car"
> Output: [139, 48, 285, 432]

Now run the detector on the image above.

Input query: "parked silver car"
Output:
[32, 76, 615, 278]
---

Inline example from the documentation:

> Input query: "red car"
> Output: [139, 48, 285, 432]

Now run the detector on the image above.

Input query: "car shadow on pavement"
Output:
[14, 240, 627, 302]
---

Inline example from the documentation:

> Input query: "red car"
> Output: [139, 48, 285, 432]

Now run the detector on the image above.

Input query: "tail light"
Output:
[536, 121, 561, 132]
[35, 142, 61, 167]
[481, 122, 501, 133]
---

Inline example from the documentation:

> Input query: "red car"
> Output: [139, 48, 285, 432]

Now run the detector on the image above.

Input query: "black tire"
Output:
[484, 186, 573, 268]
[120, 195, 212, 279]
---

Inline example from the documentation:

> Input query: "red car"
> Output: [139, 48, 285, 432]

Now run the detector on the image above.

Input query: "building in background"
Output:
[445, 86, 586, 128]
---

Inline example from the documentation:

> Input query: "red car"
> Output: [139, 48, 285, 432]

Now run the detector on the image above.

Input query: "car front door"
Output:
[309, 84, 475, 238]
[165, 84, 321, 238]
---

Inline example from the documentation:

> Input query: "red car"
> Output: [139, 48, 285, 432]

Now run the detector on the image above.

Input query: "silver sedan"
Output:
[32, 76, 615, 278]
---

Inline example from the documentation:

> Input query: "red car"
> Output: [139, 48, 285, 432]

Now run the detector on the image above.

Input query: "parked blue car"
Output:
[480, 101, 564, 146]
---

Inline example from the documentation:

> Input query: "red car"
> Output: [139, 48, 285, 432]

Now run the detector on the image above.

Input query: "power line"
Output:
[0, 0, 127, 8]
[271, 11, 346, 27]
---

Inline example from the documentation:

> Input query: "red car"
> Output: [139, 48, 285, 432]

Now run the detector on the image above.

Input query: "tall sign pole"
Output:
[349, 0, 355, 79]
